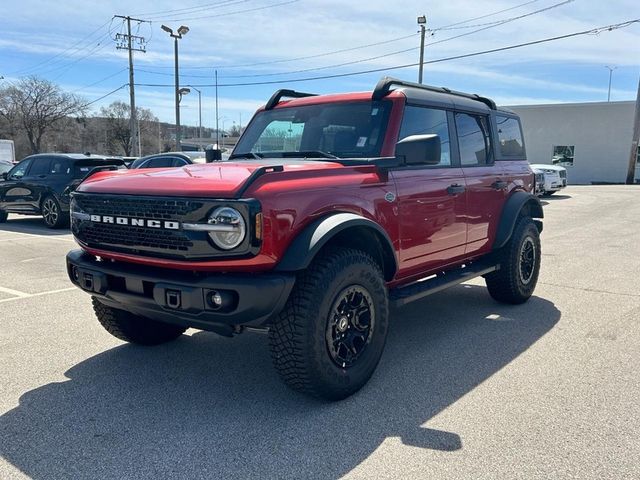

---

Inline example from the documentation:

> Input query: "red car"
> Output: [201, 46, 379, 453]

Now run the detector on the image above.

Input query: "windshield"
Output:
[232, 100, 392, 159]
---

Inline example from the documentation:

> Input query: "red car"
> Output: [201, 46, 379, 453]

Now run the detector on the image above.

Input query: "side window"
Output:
[398, 106, 451, 166]
[8, 159, 32, 180]
[455, 113, 492, 166]
[28, 158, 51, 176]
[496, 116, 525, 157]
[146, 157, 175, 168]
[51, 158, 70, 175]
[172, 158, 189, 167]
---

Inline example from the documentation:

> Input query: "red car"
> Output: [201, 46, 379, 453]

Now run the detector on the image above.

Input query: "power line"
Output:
[75, 68, 129, 93]
[133, 0, 251, 18]
[432, 0, 544, 31]
[141, 0, 254, 20]
[131, 19, 640, 88]
[139, 0, 575, 81]
[81, 84, 129, 109]
[152, 0, 300, 22]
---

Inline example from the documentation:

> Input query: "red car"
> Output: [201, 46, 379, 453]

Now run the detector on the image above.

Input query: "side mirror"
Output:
[1, 172, 7, 180]
[205, 147, 222, 163]
[395, 134, 441, 165]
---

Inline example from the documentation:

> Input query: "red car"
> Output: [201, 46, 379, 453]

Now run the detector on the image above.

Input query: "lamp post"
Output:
[605, 66, 617, 102]
[187, 85, 202, 144]
[417, 15, 427, 84]
[161, 24, 189, 150]
[217, 116, 228, 150]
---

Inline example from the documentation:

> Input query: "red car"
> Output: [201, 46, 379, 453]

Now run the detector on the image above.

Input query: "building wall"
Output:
[508, 101, 635, 184]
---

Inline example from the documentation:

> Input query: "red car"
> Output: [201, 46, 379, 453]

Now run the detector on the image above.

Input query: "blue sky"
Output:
[1, 0, 639, 129]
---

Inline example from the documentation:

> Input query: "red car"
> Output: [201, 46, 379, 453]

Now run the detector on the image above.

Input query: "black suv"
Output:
[0, 153, 124, 228]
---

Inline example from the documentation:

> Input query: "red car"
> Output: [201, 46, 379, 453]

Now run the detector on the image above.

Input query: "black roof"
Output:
[26, 153, 120, 161]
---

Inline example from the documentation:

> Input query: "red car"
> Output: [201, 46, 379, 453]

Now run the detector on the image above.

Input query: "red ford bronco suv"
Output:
[66, 77, 543, 400]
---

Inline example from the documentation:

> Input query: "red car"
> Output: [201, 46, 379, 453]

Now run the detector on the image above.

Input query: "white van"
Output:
[0, 140, 15, 164]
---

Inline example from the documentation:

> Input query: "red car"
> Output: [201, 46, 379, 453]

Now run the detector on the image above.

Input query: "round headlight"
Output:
[207, 206, 246, 250]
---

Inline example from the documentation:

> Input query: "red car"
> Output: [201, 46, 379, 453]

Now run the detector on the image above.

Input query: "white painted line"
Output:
[0, 234, 75, 243]
[0, 285, 30, 297]
[0, 287, 77, 304]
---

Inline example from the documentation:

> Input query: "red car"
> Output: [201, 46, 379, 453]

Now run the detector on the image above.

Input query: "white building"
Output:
[509, 101, 638, 184]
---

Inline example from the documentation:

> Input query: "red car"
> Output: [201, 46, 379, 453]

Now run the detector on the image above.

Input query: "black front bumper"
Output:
[66, 250, 295, 336]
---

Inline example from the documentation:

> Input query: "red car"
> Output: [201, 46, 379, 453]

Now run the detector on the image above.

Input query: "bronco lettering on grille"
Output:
[89, 215, 180, 230]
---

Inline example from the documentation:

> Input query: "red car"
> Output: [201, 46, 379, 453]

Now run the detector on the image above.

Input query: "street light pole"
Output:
[605, 66, 617, 102]
[162, 24, 189, 151]
[417, 15, 427, 84]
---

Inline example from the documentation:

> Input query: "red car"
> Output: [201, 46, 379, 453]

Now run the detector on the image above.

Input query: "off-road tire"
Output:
[269, 248, 389, 401]
[485, 216, 541, 305]
[92, 297, 186, 345]
[41, 195, 68, 229]
[0, 210, 7, 223]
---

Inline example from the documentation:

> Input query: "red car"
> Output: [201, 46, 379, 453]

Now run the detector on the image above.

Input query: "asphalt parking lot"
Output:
[1, 185, 639, 479]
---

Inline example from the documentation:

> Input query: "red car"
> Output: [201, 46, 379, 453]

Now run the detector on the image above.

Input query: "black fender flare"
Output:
[275, 212, 398, 280]
[493, 191, 544, 250]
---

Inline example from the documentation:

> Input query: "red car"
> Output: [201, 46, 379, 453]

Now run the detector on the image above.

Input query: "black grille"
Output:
[74, 195, 204, 220]
[71, 193, 260, 260]
[81, 222, 193, 252]
[559, 170, 567, 179]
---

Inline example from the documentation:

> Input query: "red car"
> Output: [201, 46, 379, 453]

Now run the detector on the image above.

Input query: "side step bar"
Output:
[390, 260, 499, 307]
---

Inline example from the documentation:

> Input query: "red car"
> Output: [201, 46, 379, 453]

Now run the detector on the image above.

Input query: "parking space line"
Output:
[0, 233, 75, 243]
[0, 287, 77, 304]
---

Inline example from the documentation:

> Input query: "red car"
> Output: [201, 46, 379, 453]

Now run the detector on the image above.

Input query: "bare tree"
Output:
[0, 76, 87, 154]
[101, 101, 157, 156]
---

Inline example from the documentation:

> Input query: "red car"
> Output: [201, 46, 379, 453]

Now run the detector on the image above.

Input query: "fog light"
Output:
[71, 266, 80, 282]
[209, 291, 222, 308]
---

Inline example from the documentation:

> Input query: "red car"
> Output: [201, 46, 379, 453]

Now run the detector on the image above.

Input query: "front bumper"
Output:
[66, 249, 295, 336]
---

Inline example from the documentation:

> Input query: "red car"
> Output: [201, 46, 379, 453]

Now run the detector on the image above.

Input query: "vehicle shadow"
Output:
[543, 194, 572, 200]
[0, 285, 560, 479]
[0, 215, 70, 236]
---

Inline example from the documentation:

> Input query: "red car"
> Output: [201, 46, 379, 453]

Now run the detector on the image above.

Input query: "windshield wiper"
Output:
[293, 150, 339, 159]
[229, 152, 263, 160]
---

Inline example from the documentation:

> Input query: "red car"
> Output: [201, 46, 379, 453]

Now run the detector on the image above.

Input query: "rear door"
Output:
[454, 112, 505, 255]
[21, 156, 52, 208]
[392, 106, 468, 281]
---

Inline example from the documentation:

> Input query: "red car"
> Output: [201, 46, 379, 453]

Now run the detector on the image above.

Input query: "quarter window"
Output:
[552, 145, 574, 166]
[455, 113, 491, 166]
[398, 106, 451, 166]
[496, 116, 525, 157]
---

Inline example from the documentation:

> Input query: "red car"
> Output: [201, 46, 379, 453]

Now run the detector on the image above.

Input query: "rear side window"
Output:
[455, 113, 492, 166]
[51, 159, 71, 175]
[496, 116, 525, 157]
[145, 157, 175, 168]
[28, 158, 51, 176]
[399, 106, 451, 166]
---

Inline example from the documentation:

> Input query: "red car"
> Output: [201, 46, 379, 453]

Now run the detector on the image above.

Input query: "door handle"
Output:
[447, 184, 466, 195]
[491, 180, 508, 190]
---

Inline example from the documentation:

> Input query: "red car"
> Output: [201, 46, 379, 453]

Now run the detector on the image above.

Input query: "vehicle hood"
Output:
[76, 159, 343, 197]
[529, 164, 566, 172]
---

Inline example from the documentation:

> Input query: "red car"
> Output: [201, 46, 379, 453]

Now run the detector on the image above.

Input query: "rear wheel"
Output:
[92, 297, 186, 345]
[41, 195, 67, 229]
[485, 216, 541, 304]
[269, 248, 389, 401]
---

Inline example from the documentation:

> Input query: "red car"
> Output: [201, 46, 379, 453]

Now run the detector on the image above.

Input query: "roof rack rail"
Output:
[372, 76, 497, 110]
[265, 89, 317, 110]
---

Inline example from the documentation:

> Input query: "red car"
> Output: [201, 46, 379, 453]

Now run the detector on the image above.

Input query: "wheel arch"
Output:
[275, 213, 398, 281]
[493, 191, 544, 250]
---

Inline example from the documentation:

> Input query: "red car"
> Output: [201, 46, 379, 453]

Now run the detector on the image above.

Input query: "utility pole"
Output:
[625, 76, 640, 184]
[215, 70, 219, 149]
[114, 15, 149, 157]
[187, 86, 202, 141]
[417, 15, 427, 84]
[605, 66, 617, 102]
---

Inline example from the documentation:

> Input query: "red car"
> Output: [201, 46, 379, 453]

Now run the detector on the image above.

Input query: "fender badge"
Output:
[384, 192, 396, 203]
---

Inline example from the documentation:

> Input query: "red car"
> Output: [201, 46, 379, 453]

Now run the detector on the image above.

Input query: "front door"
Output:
[392, 106, 467, 281]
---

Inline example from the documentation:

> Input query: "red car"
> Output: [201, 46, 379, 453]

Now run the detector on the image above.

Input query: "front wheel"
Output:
[92, 298, 186, 345]
[485, 216, 541, 304]
[269, 248, 389, 401]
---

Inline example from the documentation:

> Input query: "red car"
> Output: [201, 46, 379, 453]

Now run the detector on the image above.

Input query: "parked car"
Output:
[529, 164, 567, 195]
[0, 153, 125, 228]
[129, 152, 207, 169]
[66, 77, 543, 400]
[531, 168, 546, 196]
